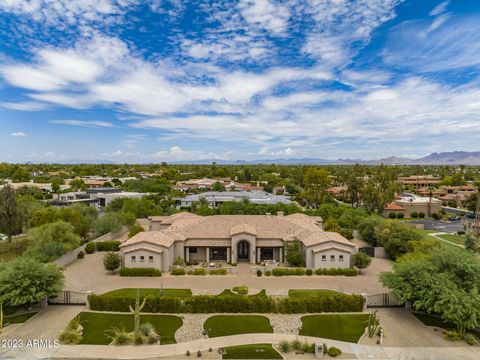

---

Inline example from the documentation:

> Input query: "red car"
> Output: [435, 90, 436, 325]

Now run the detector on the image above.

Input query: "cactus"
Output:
[128, 289, 146, 335]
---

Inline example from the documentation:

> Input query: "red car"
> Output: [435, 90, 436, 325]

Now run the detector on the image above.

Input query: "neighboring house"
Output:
[383, 193, 442, 217]
[0, 179, 69, 192]
[176, 190, 292, 208]
[398, 175, 441, 189]
[51, 188, 148, 207]
[120, 212, 356, 271]
[417, 185, 476, 208]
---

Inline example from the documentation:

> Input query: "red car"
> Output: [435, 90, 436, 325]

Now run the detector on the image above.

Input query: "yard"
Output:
[288, 289, 339, 297]
[203, 315, 272, 338]
[77, 311, 182, 345]
[299, 314, 370, 343]
[217, 289, 267, 297]
[435, 233, 466, 246]
[222, 344, 282, 359]
[100, 288, 192, 297]
[3, 312, 37, 326]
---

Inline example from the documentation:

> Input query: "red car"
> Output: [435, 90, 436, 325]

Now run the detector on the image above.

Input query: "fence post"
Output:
[361, 293, 368, 310]
[85, 291, 93, 309]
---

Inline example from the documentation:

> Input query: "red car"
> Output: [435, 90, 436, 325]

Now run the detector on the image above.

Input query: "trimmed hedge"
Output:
[209, 268, 227, 275]
[187, 268, 207, 275]
[314, 268, 358, 276]
[85, 242, 95, 254]
[171, 268, 186, 276]
[88, 293, 363, 314]
[96, 240, 121, 252]
[272, 268, 306, 276]
[119, 267, 161, 277]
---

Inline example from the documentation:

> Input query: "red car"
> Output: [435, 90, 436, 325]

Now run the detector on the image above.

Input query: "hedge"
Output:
[314, 268, 358, 276]
[96, 240, 121, 252]
[209, 268, 227, 275]
[88, 293, 363, 314]
[119, 267, 161, 277]
[171, 268, 186, 276]
[272, 268, 306, 276]
[85, 242, 95, 254]
[187, 268, 207, 275]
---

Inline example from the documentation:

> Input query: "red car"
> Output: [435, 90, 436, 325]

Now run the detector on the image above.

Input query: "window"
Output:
[131, 256, 136, 262]
[330, 255, 335, 261]
[321, 255, 326, 261]
[339, 255, 344, 261]
[189, 247, 197, 253]
[148, 256, 154, 262]
[140, 255, 145, 262]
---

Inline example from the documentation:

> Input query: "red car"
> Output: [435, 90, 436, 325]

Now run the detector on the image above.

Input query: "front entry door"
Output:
[237, 240, 250, 261]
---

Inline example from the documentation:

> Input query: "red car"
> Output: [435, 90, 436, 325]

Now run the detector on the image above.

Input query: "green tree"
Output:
[93, 211, 135, 236]
[103, 252, 121, 274]
[465, 193, 478, 213]
[68, 179, 86, 191]
[380, 248, 480, 338]
[212, 181, 225, 191]
[465, 234, 480, 253]
[0, 257, 64, 307]
[352, 251, 372, 274]
[302, 167, 330, 207]
[0, 185, 22, 242]
[285, 240, 305, 267]
[375, 221, 422, 260]
[357, 218, 381, 246]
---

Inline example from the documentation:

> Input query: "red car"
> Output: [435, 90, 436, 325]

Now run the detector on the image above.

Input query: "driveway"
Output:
[408, 219, 464, 233]
[64, 252, 392, 295]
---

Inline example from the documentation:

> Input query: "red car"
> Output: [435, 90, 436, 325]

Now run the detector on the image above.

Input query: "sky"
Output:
[0, 0, 480, 163]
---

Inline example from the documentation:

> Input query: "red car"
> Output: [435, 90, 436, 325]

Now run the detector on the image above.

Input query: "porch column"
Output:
[206, 247, 210, 263]
[279, 247, 283, 263]
[227, 247, 231, 263]
[250, 246, 255, 265]
[185, 247, 190, 262]
[256, 248, 261, 263]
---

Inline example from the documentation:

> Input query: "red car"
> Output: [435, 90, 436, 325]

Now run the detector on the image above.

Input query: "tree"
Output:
[465, 193, 478, 213]
[352, 252, 372, 274]
[361, 165, 398, 214]
[357, 218, 381, 246]
[93, 211, 135, 236]
[128, 224, 144, 238]
[323, 217, 340, 232]
[285, 240, 305, 267]
[375, 221, 422, 260]
[51, 177, 63, 196]
[380, 247, 480, 338]
[302, 167, 330, 207]
[212, 181, 225, 191]
[103, 252, 121, 274]
[0, 257, 64, 307]
[0, 185, 22, 242]
[69, 179, 86, 191]
[465, 234, 480, 253]
[27, 221, 81, 262]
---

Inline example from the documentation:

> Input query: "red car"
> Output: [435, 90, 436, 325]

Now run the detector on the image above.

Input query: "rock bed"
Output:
[191, 289, 224, 296]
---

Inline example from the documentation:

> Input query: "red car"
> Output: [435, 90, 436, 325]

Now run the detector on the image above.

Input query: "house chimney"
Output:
[277, 211, 284, 217]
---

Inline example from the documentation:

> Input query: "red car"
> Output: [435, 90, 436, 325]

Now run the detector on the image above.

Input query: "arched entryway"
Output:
[237, 240, 250, 261]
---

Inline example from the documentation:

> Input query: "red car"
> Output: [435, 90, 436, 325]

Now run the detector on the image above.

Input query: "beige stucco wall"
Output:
[188, 247, 207, 261]
[312, 249, 351, 269]
[124, 249, 162, 270]
[231, 233, 256, 264]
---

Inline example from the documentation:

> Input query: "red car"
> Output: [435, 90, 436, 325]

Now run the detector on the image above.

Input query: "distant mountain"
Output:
[174, 151, 480, 165]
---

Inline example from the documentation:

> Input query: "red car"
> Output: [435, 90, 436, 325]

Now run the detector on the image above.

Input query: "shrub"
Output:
[85, 242, 95, 254]
[232, 285, 248, 295]
[77, 251, 85, 259]
[397, 212, 404, 218]
[457, 231, 465, 235]
[257, 270, 262, 277]
[339, 228, 353, 239]
[285, 241, 305, 267]
[418, 212, 425, 218]
[197, 350, 202, 357]
[174, 257, 185, 266]
[208, 268, 227, 275]
[279, 340, 291, 353]
[464, 333, 478, 345]
[186, 350, 191, 357]
[128, 224, 144, 238]
[443, 330, 461, 341]
[291, 339, 301, 350]
[106, 326, 131, 345]
[265, 270, 271, 276]
[276, 294, 363, 313]
[388, 212, 396, 219]
[96, 240, 121, 252]
[119, 267, 161, 277]
[103, 252, 121, 274]
[411, 212, 418, 218]
[187, 268, 206, 276]
[272, 268, 306, 276]
[328, 346, 342, 357]
[171, 268, 186, 276]
[306, 269, 313, 276]
[59, 318, 83, 344]
[431, 213, 440, 220]
[314, 268, 358, 276]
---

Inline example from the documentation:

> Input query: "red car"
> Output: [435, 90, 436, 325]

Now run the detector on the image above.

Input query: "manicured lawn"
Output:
[216, 289, 267, 297]
[77, 311, 182, 345]
[413, 312, 480, 337]
[288, 289, 339, 297]
[3, 312, 38, 325]
[436, 233, 465, 245]
[204, 315, 272, 338]
[100, 288, 192, 297]
[222, 344, 282, 359]
[300, 314, 370, 343]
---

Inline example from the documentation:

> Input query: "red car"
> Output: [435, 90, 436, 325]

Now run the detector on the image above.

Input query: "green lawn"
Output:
[3, 312, 37, 325]
[412, 312, 480, 337]
[222, 344, 282, 359]
[204, 315, 272, 338]
[300, 314, 370, 343]
[288, 289, 339, 297]
[216, 289, 267, 297]
[100, 288, 192, 297]
[435, 233, 466, 245]
[77, 311, 182, 345]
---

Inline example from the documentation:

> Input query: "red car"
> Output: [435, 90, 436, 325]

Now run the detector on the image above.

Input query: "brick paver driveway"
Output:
[64, 252, 392, 295]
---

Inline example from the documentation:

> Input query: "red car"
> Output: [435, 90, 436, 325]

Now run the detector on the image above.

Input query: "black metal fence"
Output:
[366, 293, 404, 308]
[48, 291, 87, 305]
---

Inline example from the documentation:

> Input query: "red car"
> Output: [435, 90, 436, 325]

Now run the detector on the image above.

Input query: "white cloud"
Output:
[238, 0, 290, 35]
[49, 120, 114, 128]
[429, 1, 449, 16]
[10, 131, 27, 137]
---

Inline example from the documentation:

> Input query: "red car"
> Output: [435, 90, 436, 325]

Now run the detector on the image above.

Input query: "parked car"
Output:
[448, 216, 461, 221]
[466, 212, 476, 219]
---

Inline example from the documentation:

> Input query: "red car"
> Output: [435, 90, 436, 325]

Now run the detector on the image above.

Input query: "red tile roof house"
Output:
[120, 212, 356, 272]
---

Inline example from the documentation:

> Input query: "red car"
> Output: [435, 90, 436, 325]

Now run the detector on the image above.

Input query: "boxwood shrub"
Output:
[96, 240, 121, 252]
[314, 268, 358, 276]
[119, 267, 161, 277]
[171, 268, 186, 275]
[272, 268, 306, 276]
[88, 292, 363, 313]
[187, 268, 207, 275]
[85, 242, 95, 254]
[208, 268, 227, 275]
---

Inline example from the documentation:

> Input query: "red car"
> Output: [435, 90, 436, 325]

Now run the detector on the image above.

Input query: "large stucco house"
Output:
[120, 212, 356, 272]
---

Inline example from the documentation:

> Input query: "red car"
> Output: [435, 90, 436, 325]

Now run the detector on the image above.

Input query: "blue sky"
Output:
[1, 0, 480, 163]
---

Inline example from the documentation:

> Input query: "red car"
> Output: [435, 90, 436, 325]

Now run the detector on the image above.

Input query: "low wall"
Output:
[51, 226, 129, 268]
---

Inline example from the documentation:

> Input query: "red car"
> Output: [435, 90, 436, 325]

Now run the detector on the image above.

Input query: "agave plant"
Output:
[105, 326, 131, 345]
[59, 317, 83, 344]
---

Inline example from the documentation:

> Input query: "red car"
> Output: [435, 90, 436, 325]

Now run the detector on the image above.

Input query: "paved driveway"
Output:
[63, 252, 392, 295]
[408, 219, 464, 233]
